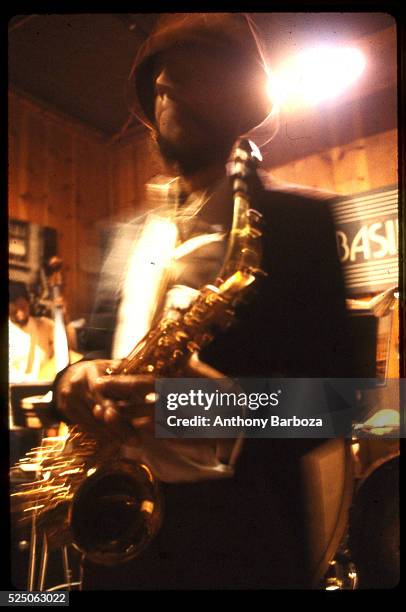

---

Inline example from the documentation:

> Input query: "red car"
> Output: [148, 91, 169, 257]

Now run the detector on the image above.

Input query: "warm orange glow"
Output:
[267, 46, 366, 113]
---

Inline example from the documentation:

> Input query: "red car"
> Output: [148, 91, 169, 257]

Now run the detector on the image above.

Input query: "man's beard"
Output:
[154, 127, 234, 177]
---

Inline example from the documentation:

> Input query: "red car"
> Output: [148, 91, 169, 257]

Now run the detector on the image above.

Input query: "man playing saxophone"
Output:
[52, 13, 353, 589]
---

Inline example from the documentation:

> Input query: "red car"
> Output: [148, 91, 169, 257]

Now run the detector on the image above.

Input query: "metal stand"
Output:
[13, 427, 83, 592]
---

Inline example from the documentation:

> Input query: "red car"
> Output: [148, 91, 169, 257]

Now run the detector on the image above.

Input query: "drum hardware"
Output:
[348, 455, 399, 588]
[10, 433, 84, 592]
[321, 533, 358, 590]
[320, 422, 399, 589]
[334, 283, 400, 590]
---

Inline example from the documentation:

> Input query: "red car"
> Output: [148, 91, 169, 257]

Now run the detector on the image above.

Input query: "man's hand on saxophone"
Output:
[56, 359, 149, 443]
[55, 354, 225, 444]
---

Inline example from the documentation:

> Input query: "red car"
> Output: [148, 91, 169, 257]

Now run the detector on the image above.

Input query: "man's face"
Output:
[153, 42, 264, 172]
[9, 297, 30, 327]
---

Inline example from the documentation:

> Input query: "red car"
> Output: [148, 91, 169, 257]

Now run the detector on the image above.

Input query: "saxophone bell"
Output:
[11, 434, 162, 567]
[68, 460, 162, 565]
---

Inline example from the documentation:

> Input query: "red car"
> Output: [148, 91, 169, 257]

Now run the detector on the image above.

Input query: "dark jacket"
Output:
[82, 179, 354, 589]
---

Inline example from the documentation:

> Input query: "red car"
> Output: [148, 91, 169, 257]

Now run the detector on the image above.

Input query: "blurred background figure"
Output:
[9, 280, 55, 383]
[9, 279, 80, 383]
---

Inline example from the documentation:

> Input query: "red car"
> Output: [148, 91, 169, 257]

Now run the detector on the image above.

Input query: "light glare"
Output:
[268, 46, 366, 112]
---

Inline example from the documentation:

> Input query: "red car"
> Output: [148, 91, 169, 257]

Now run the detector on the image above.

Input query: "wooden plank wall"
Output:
[9, 88, 398, 322]
[108, 130, 164, 221]
[9, 89, 112, 320]
[269, 129, 398, 194]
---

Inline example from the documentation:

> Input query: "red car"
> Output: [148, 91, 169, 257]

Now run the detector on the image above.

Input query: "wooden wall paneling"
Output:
[357, 129, 398, 190]
[109, 132, 164, 220]
[45, 122, 77, 318]
[110, 139, 148, 219]
[43, 123, 71, 229]
[269, 129, 397, 195]
[22, 109, 50, 224]
[73, 133, 111, 319]
[9, 93, 78, 317]
[8, 90, 112, 321]
[130, 138, 148, 209]
[111, 143, 138, 217]
[8, 94, 23, 218]
[11, 97, 33, 221]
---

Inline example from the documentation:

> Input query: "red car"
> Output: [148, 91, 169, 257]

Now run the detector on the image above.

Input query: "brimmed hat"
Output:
[128, 13, 271, 134]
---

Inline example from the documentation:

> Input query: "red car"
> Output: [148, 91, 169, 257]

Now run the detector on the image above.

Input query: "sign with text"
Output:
[155, 378, 404, 439]
[331, 186, 398, 296]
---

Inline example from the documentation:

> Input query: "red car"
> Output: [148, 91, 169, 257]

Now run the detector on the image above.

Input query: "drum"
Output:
[299, 438, 355, 588]
[349, 453, 399, 588]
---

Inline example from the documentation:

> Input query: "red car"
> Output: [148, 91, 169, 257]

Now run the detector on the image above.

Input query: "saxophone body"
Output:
[10, 139, 265, 567]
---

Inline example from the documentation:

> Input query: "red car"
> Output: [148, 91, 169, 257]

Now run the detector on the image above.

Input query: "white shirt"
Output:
[9, 316, 54, 383]
[113, 181, 242, 483]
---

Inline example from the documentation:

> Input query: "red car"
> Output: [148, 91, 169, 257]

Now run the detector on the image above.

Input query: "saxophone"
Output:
[10, 139, 265, 572]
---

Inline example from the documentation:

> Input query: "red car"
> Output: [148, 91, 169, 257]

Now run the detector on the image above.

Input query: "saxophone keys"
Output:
[158, 336, 171, 347]
[141, 500, 155, 514]
[247, 227, 262, 238]
[191, 304, 207, 315]
[205, 293, 226, 306]
[160, 319, 176, 332]
[174, 330, 189, 342]
[246, 208, 263, 223]
[253, 267, 268, 277]
[183, 313, 199, 326]
[187, 341, 201, 353]
[217, 310, 235, 331]
[198, 332, 213, 346]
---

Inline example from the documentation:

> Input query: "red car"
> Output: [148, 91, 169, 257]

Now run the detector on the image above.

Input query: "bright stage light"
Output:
[267, 46, 366, 112]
